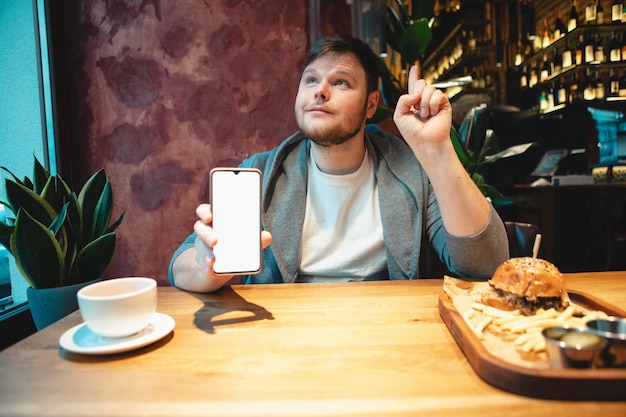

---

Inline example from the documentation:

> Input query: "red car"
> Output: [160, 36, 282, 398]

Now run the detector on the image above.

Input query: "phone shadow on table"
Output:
[190, 286, 274, 334]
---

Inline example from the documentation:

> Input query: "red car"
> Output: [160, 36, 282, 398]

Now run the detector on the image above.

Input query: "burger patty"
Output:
[493, 288, 569, 315]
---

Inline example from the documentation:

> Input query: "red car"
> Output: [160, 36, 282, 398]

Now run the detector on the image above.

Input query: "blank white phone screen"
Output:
[210, 168, 262, 275]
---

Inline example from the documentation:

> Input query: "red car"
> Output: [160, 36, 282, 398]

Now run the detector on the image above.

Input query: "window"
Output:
[0, 1, 57, 318]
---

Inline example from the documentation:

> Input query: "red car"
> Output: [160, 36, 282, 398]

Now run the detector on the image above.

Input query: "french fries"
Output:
[462, 302, 609, 353]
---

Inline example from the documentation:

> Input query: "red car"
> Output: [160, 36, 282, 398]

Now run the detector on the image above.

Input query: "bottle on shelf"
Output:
[478, 66, 487, 88]
[594, 70, 605, 100]
[554, 10, 567, 39]
[569, 72, 581, 103]
[484, 60, 493, 88]
[575, 33, 585, 65]
[584, 32, 595, 64]
[553, 47, 563, 73]
[468, 30, 477, 51]
[609, 31, 621, 62]
[597, 0, 605, 24]
[484, 2, 492, 42]
[611, 1, 623, 22]
[562, 39, 574, 68]
[586, 0, 598, 25]
[594, 33, 606, 63]
[520, 65, 529, 89]
[619, 70, 626, 97]
[569, 0, 580, 32]
[529, 61, 539, 88]
[533, 31, 543, 52]
[547, 82, 556, 109]
[621, 32, 626, 60]
[515, 41, 524, 66]
[609, 69, 620, 97]
[523, 32, 534, 57]
[539, 88, 549, 112]
[583, 68, 596, 101]
[556, 77, 568, 105]
[542, 19, 551, 49]
[540, 53, 551, 82]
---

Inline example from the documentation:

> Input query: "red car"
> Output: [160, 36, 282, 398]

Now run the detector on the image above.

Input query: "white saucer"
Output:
[59, 312, 175, 355]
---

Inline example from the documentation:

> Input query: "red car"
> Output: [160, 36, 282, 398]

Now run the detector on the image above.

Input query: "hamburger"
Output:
[485, 257, 569, 315]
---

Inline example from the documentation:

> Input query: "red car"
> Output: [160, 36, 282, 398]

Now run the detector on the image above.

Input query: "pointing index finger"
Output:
[408, 64, 420, 94]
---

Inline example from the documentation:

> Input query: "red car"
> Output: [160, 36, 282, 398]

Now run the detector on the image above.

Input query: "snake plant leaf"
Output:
[33, 156, 50, 195]
[65, 192, 83, 248]
[106, 211, 125, 234]
[41, 175, 72, 213]
[49, 203, 70, 262]
[49, 203, 68, 238]
[1, 167, 27, 188]
[398, 18, 431, 64]
[78, 169, 107, 243]
[4, 180, 56, 226]
[92, 179, 113, 238]
[74, 232, 117, 282]
[10, 209, 64, 289]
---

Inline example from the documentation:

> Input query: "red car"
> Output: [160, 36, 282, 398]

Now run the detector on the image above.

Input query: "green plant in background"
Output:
[372, 0, 435, 122]
[0, 157, 124, 289]
[451, 106, 536, 206]
[369, 2, 536, 205]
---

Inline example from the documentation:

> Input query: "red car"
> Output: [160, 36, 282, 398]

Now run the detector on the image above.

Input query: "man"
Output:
[169, 34, 508, 292]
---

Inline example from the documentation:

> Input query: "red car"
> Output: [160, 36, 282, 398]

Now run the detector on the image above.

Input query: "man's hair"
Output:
[303, 34, 379, 93]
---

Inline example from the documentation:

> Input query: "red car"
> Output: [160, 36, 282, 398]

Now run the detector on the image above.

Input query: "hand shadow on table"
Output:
[189, 286, 274, 334]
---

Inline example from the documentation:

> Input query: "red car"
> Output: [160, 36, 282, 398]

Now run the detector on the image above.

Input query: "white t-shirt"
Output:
[298, 150, 387, 282]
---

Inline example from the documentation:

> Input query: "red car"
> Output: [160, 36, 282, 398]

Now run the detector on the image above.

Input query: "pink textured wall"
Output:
[65, 0, 312, 285]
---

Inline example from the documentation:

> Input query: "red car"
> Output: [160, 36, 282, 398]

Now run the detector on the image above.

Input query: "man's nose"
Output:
[315, 81, 329, 101]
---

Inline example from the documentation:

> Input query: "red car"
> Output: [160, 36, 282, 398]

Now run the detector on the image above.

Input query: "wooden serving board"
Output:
[439, 290, 626, 401]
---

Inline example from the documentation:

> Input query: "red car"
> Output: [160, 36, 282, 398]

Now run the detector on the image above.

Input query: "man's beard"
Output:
[298, 100, 368, 147]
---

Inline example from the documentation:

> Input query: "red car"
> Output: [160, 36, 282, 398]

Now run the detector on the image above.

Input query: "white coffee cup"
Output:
[77, 277, 157, 338]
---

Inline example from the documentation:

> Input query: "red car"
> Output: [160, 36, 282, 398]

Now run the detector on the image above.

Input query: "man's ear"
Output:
[366, 90, 380, 118]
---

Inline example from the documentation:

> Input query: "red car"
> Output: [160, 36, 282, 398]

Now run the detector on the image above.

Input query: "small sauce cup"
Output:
[586, 317, 626, 368]
[542, 326, 607, 369]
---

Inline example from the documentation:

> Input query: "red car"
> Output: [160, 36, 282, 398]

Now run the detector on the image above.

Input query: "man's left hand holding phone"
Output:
[193, 168, 272, 292]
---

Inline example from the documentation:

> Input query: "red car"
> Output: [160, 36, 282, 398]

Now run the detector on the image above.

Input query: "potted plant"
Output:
[364, 3, 536, 206]
[451, 105, 537, 207]
[0, 156, 124, 329]
[371, 0, 434, 124]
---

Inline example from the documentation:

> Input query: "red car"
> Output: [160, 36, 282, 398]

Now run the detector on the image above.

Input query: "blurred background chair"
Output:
[585, 191, 626, 270]
[504, 221, 540, 258]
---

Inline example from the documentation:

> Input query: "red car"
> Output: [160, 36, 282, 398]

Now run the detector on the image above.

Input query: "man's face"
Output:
[294, 52, 379, 147]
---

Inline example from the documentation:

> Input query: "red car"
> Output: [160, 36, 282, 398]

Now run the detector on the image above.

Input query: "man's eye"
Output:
[335, 80, 347, 86]
[305, 78, 318, 84]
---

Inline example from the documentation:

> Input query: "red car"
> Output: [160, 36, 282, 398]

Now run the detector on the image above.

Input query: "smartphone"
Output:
[209, 168, 262, 275]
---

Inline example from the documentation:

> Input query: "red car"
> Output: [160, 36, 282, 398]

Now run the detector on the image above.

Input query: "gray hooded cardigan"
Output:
[168, 129, 509, 285]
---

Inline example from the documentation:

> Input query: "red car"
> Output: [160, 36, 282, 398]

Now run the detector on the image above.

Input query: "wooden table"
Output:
[1, 272, 626, 416]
